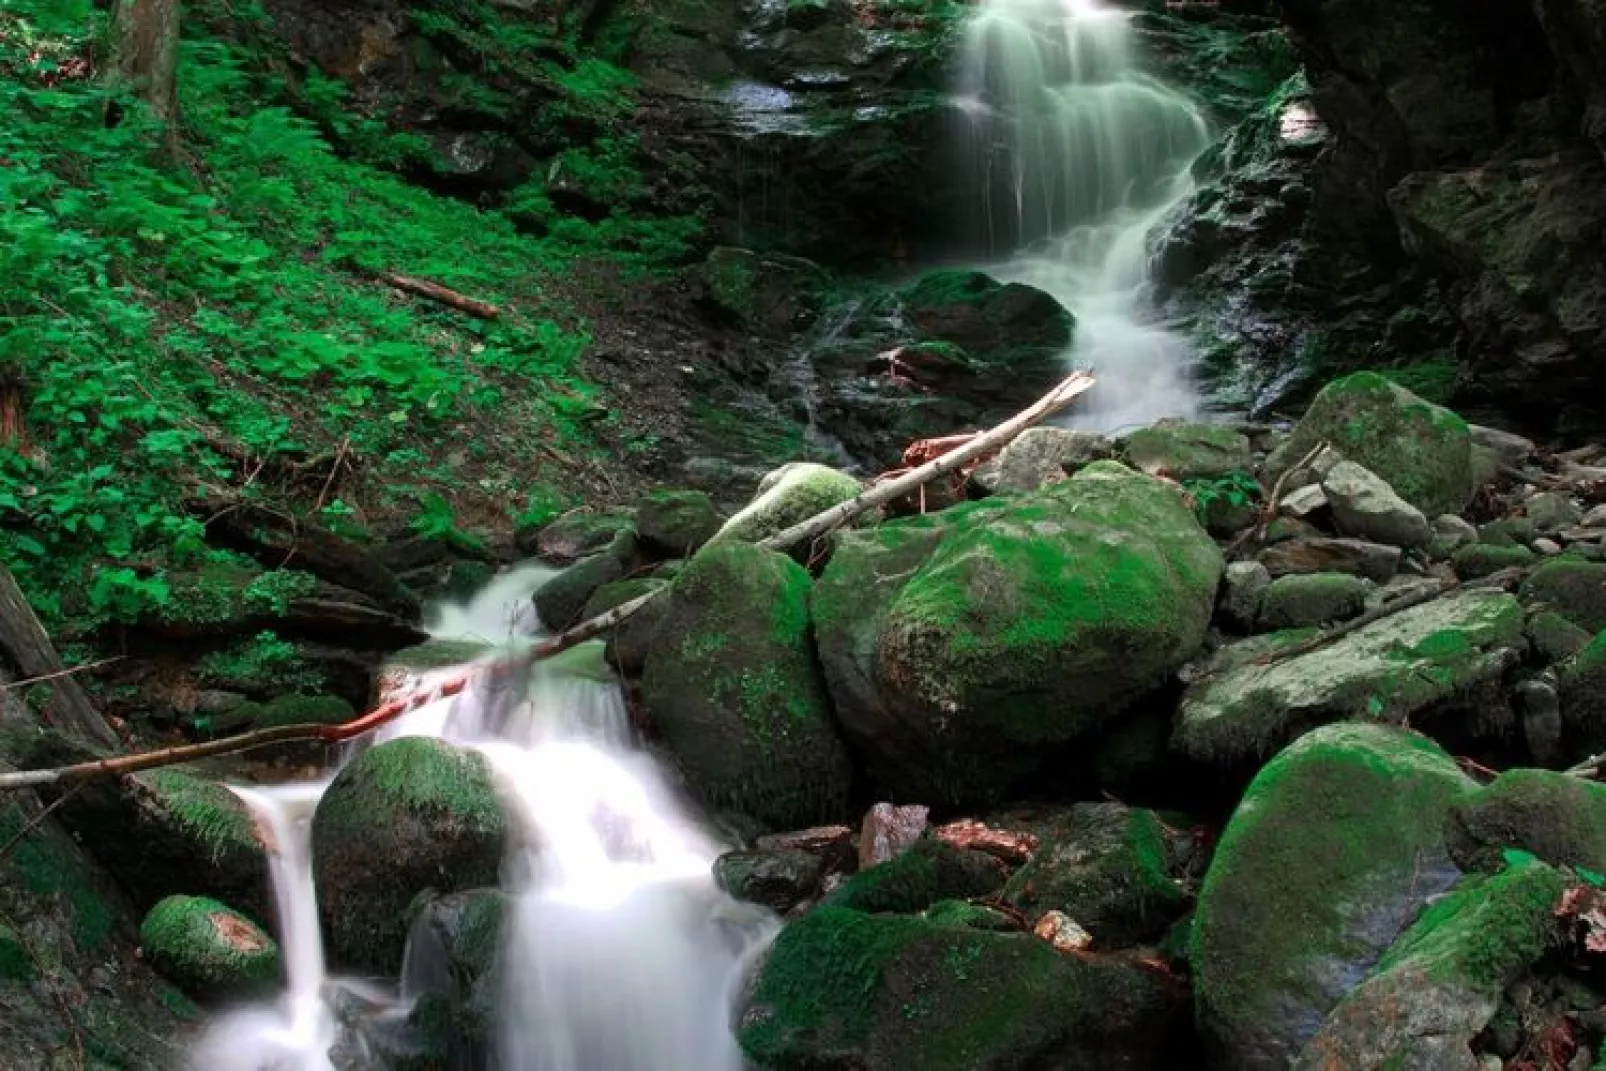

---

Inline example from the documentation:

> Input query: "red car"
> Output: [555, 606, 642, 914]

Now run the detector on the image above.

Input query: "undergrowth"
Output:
[0, 0, 686, 630]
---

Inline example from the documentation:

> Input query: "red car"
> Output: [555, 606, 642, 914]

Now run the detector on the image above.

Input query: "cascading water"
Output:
[956, 0, 1212, 430]
[192, 567, 775, 1071]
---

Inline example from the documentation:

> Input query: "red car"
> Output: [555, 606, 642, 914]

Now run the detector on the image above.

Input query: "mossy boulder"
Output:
[1174, 588, 1525, 767]
[52, 768, 272, 924]
[1264, 372, 1474, 517]
[1528, 609, 1592, 663]
[1192, 723, 1477, 1069]
[312, 737, 506, 974]
[583, 577, 669, 676]
[1561, 630, 1606, 758]
[1447, 768, 1606, 875]
[640, 541, 853, 828]
[139, 895, 279, 1002]
[1452, 541, 1535, 579]
[1121, 420, 1252, 481]
[1256, 572, 1369, 631]
[711, 463, 862, 548]
[699, 246, 832, 337]
[520, 509, 634, 563]
[533, 530, 643, 630]
[1000, 803, 1187, 948]
[821, 838, 1006, 914]
[1519, 558, 1606, 633]
[738, 907, 1189, 1071]
[1293, 861, 1567, 1070]
[815, 463, 1223, 806]
[897, 269, 1074, 383]
[634, 489, 723, 557]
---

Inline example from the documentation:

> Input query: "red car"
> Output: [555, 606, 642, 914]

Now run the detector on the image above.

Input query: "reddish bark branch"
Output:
[379, 273, 501, 320]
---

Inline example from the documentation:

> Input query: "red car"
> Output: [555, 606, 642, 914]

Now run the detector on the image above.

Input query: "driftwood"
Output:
[0, 565, 116, 748]
[0, 372, 1097, 791]
[380, 273, 501, 320]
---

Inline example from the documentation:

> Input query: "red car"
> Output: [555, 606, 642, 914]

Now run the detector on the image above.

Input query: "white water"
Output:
[193, 568, 775, 1071]
[956, 0, 1212, 431]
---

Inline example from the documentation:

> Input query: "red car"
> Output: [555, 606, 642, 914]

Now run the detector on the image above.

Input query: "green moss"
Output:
[141, 770, 260, 867]
[139, 895, 279, 1000]
[1266, 372, 1473, 516]
[1375, 861, 1564, 990]
[1453, 542, 1535, 579]
[1192, 723, 1476, 1060]
[1257, 573, 1369, 630]
[196, 630, 323, 694]
[1527, 610, 1592, 663]
[921, 900, 1016, 931]
[1521, 559, 1606, 633]
[322, 738, 503, 833]
[1448, 768, 1606, 875]
[1122, 423, 1252, 481]
[158, 986, 200, 1019]
[710, 463, 863, 548]
[822, 839, 1003, 914]
[641, 540, 852, 827]
[0, 799, 115, 951]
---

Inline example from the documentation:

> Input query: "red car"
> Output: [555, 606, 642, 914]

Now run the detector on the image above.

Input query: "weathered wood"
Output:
[109, 0, 181, 124]
[0, 566, 116, 748]
[0, 372, 1097, 791]
[380, 273, 501, 320]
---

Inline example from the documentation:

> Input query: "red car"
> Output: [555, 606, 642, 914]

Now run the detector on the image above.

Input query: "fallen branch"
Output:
[1226, 440, 1329, 558]
[0, 372, 1096, 792]
[379, 272, 501, 320]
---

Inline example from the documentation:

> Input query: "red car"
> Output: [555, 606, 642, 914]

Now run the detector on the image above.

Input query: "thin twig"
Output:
[0, 782, 86, 864]
[0, 657, 123, 692]
[313, 435, 352, 513]
[1226, 440, 1330, 557]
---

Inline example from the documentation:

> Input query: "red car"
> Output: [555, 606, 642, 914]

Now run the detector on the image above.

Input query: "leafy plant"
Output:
[1183, 471, 1261, 524]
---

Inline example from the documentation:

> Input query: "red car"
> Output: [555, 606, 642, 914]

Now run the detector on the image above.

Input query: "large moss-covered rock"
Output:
[739, 907, 1189, 1071]
[1265, 372, 1473, 517]
[1174, 588, 1525, 766]
[313, 737, 506, 974]
[1121, 420, 1252, 481]
[1294, 861, 1567, 1071]
[51, 767, 272, 925]
[711, 463, 862, 548]
[1447, 767, 1606, 875]
[640, 541, 853, 828]
[139, 895, 279, 1002]
[815, 462, 1223, 806]
[1519, 558, 1606, 633]
[1193, 723, 1476, 1070]
[1256, 572, 1369, 630]
[1000, 802, 1187, 948]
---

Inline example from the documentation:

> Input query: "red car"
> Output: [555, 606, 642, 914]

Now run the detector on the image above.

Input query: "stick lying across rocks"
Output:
[0, 371, 1097, 792]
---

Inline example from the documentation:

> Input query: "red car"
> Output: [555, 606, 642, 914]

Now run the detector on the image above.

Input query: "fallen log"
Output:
[0, 371, 1096, 791]
[379, 273, 501, 320]
[0, 564, 117, 748]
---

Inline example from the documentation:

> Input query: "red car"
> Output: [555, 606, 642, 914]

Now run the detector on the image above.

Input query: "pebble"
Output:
[1533, 538, 1564, 556]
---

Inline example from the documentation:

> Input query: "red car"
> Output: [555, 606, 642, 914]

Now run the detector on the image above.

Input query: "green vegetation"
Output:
[0, 0, 704, 630]
[138, 895, 279, 1000]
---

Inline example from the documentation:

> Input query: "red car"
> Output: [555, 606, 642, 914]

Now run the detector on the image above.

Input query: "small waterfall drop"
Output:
[192, 568, 775, 1071]
[956, 0, 1212, 430]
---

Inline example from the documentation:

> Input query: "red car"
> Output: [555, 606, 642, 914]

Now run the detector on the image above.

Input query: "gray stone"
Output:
[1583, 504, 1606, 528]
[1279, 483, 1329, 518]
[1321, 460, 1432, 549]
[1220, 561, 1272, 632]
[1257, 573, 1370, 631]
[969, 428, 1113, 495]
[1174, 589, 1526, 764]
[1432, 514, 1478, 551]
[1517, 676, 1564, 766]
[1469, 424, 1536, 467]
[1525, 492, 1582, 534]
[1122, 420, 1253, 481]
[1533, 538, 1565, 556]
[1259, 538, 1402, 584]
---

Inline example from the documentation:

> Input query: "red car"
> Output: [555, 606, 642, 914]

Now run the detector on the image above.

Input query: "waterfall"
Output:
[956, 0, 1212, 431]
[191, 569, 776, 1071]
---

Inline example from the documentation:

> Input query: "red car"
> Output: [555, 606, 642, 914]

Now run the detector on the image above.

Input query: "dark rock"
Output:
[640, 541, 853, 828]
[533, 531, 643, 630]
[395, 888, 505, 1067]
[896, 270, 1073, 387]
[1219, 560, 1272, 631]
[754, 824, 857, 875]
[313, 737, 506, 975]
[822, 838, 1005, 915]
[714, 848, 826, 913]
[1000, 802, 1188, 948]
[634, 489, 723, 557]
[1517, 675, 1565, 766]
[1528, 610, 1592, 664]
[583, 578, 668, 676]
[739, 907, 1190, 1070]
[521, 510, 634, 564]
[1519, 558, 1606, 632]
[1452, 542, 1536, 579]
[697, 247, 832, 338]
[1258, 537, 1401, 583]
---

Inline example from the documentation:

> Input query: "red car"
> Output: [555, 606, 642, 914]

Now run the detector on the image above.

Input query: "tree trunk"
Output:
[109, 0, 181, 125]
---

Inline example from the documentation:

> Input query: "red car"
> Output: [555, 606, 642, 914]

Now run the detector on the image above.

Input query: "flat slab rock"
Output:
[1258, 538, 1403, 583]
[1174, 588, 1525, 765]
